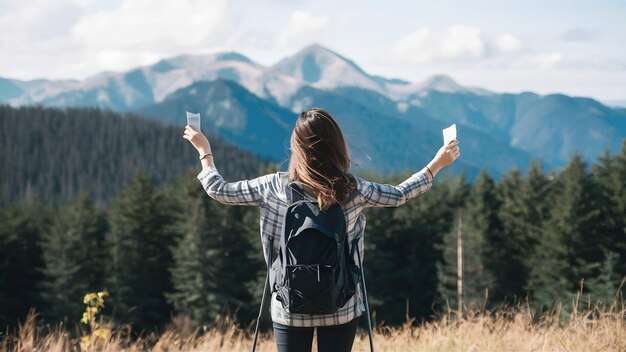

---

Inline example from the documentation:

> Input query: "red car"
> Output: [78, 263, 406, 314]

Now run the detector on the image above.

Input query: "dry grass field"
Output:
[2, 298, 625, 352]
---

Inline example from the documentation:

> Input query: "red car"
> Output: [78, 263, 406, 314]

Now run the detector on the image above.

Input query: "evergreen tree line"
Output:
[432, 153, 626, 320]
[0, 168, 265, 331]
[0, 105, 264, 207]
[0, 144, 624, 331]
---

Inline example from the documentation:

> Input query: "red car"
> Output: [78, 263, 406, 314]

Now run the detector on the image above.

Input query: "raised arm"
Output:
[183, 125, 274, 206]
[197, 167, 276, 206]
[361, 139, 460, 208]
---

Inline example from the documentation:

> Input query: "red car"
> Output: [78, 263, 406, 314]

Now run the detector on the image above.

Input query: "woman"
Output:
[183, 108, 460, 352]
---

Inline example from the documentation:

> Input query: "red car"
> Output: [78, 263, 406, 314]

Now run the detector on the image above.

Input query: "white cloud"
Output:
[0, 0, 90, 78]
[0, 0, 231, 79]
[0, 0, 82, 42]
[391, 25, 486, 64]
[72, 0, 228, 52]
[527, 53, 563, 69]
[439, 25, 485, 60]
[494, 34, 522, 53]
[390, 25, 525, 64]
[275, 11, 330, 47]
[390, 28, 432, 63]
[502, 52, 565, 71]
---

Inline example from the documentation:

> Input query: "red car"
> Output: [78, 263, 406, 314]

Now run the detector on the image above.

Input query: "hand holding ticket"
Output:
[428, 124, 460, 174]
[183, 111, 211, 157]
[186, 111, 201, 132]
[443, 124, 457, 145]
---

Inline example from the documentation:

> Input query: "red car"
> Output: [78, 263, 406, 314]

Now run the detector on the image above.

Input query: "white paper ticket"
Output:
[186, 111, 201, 132]
[443, 124, 457, 144]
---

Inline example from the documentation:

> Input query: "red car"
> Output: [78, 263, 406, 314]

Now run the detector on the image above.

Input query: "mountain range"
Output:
[2, 44, 625, 178]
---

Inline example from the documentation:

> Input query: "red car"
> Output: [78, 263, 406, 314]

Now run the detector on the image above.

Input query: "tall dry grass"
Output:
[1, 298, 624, 352]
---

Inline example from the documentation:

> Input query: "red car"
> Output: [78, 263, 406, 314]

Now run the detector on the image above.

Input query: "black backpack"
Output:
[270, 182, 358, 314]
[251, 182, 375, 351]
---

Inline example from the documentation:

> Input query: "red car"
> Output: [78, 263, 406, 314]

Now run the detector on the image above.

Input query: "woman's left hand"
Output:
[426, 140, 460, 179]
[183, 125, 211, 155]
[434, 140, 460, 168]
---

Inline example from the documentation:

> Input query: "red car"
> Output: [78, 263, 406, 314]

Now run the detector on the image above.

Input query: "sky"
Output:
[1, 0, 625, 102]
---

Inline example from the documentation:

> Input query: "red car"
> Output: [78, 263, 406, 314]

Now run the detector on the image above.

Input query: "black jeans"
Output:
[273, 318, 358, 352]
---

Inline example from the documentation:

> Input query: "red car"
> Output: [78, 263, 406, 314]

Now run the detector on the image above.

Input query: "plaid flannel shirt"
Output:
[197, 165, 432, 327]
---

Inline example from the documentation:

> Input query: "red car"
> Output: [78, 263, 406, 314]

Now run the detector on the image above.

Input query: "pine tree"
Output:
[526, 222, 571, 311]
[584, 251, 622, 305]
[0, 199, 49, 327]
[456, 171, 498, 309]
[489, 168, 526, 301]
[166, 172, 225, 325]
[528, 155, 601, 309]
[481, 162, 552, 303]
[589, 145, 626, 302]
[39, 193, 108, 322]
[209, 205, 260, 323]
[166, 169, 261, 326]
[368, 175, 467, 324]
[105, 169, 177, 330]
[614, 142, 626, 275]
[593, 144, 626, 276]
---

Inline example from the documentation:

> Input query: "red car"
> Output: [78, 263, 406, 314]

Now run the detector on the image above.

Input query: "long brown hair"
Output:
[288, 108, 355, 210]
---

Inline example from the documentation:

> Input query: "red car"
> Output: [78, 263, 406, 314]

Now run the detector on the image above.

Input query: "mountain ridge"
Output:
[1, 44, 624, 175]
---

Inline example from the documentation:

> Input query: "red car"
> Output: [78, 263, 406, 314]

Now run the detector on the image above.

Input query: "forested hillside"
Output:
[0, 105, 264, 206]
[1, 105, 624, 331]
